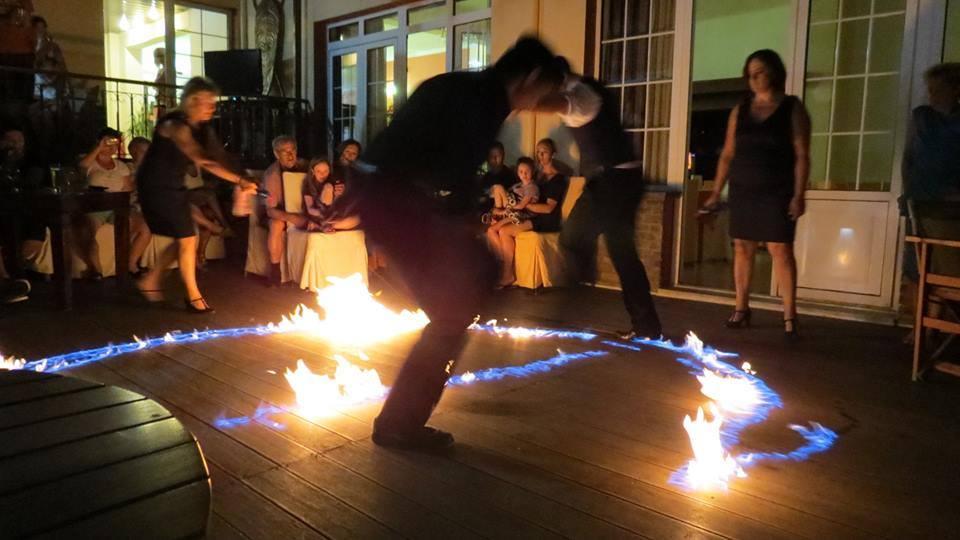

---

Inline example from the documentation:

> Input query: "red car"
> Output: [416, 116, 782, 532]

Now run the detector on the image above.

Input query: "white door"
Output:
[327, 38, 398, 150]
[789, 0, 915, 308]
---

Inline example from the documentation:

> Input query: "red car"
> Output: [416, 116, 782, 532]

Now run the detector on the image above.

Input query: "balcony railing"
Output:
[0, 65, 316, 170]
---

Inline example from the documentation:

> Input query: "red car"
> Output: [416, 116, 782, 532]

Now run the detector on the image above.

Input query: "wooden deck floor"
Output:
[2, 264, 959, 539]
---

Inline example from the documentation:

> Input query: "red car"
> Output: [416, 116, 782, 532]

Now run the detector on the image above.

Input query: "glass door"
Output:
[328, 39, 397, 150]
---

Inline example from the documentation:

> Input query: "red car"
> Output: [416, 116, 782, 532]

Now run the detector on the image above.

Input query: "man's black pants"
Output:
[355, 179, 497, 435]
[559, 168, 661, 336]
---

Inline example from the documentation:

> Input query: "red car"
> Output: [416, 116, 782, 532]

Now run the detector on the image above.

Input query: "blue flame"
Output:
[447, 350, 608, 385]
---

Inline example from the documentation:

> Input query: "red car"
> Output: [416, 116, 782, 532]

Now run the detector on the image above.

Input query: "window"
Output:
[326, 0, 492, 148]
[945, 0, 960, 62]
[173, 6, 230, 86]
[599, 0, 676, 183]
[805, 0, 907, 191]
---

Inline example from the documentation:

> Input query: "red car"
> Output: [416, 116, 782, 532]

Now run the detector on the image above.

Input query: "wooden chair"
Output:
[907, 200, 960, 380]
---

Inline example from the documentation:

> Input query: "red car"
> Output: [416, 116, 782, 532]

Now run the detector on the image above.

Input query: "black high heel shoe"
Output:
[784, 318, 800, 340]
[725, 309, 752, 328]
[185, 297, 215, 314]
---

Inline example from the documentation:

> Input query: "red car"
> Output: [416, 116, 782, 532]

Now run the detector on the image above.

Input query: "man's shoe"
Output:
[1, 279, 30, 304]
[372, 426, 455, 452]
[618, 327, 663, 341]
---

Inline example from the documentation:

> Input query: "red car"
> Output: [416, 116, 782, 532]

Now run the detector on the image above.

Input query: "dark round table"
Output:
[0, 369, 211, 538]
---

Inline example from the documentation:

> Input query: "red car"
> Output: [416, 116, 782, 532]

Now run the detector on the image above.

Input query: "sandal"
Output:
[185, 297, 215, 314]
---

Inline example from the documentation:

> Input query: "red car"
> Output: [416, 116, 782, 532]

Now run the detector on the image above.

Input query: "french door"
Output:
[327, 38, 398, 150]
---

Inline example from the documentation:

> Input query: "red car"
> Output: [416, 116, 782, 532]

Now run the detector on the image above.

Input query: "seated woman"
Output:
[486, 149, 568, 287]
[184, 163, 227, 268]
[302, 157, 359, 232]
[76, 127, 152, 278]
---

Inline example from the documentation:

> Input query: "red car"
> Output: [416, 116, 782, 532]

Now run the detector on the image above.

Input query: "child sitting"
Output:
[483, 157, 539, 227]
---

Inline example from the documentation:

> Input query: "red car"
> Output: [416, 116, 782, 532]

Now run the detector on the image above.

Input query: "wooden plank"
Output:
[926, 273, 960, 288]
[323, 441, 563, 539]
[0, 370, 57, 387]
[245, 467, 401, 539]
[0, 443, 208, 537]
[33, 480, 210, 540]
[287, 454, 481, 540]
[208, 463, 325, 540]
[0, 385, 146, 429]
[0, 399, 173, 458]
[0, 375, 101, 407]
[923, 316, 960, 334]
[207, 512, 248, 540]
[0, 416, 193, 495]
[433, 411, 799, 540]
[347, 439, 653, 539]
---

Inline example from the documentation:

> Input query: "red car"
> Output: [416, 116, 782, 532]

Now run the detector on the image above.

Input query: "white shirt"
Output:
[87, 158, 132, 192]
[558, 78, 603, 128]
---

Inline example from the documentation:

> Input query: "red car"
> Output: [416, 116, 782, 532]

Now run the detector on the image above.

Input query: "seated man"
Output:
[261, 135, 307, 285]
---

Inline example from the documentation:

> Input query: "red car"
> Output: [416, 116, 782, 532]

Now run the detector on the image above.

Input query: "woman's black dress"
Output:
[136, 111, 209, 238]
[728, 95, 799, 243]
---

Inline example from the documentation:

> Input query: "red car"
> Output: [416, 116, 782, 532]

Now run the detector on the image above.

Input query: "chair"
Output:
[907, 200, 960, 380]
[514, 177, 586, 289]
[28, 224, 224, 277]
[281, 172, 368, 291]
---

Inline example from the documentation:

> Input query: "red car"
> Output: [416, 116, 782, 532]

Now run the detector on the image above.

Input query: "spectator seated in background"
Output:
[333, 138, 361, 179]
[76, 127, 152, 277]
[2, 126, 48, 268]
[261, 134, 307, 285]
[301, 157, 359, 232]
[184, 163, 227, 268]
[127, 136, 150, 176]
[475, 140, 513, 212]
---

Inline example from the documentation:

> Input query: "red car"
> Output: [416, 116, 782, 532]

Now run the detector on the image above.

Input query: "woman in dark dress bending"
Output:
[136, 77, 258, 313]
[703, 50, 811, 338]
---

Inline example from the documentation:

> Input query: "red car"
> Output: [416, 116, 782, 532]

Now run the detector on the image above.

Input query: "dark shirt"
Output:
[531, 174, 568, 232]
[137, 111, 212, 193]
[479, 165, 514, 191]
[362, 69, 511, 195]
[728, 95, 798, 200]
[567, 77, 634, 176]
[903, 105, 960, 205]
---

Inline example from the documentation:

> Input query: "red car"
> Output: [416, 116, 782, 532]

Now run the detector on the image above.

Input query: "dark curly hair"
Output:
[743, 49, 787, 93]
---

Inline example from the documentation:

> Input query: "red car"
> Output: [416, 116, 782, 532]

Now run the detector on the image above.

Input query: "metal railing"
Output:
[0, 65, 316, 169]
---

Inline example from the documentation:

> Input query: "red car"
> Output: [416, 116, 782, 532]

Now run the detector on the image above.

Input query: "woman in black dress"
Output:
[136, 77, 258, 313]
[702, 50, 811, 338]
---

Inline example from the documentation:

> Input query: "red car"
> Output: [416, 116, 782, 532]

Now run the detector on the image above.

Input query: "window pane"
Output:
[408, 28, 447, 94]
[175, 8, 202, 32]
[601, 41, 624, 84]
[333, 53, 358, 121]
[873, 0, 905, 14]
[859, 133, 894, 190]
[649, 34, 673, 81]
[805, 80, 833, 132]
[202, 10, 228, 37]
[631, 131, 644, 165]
[409, 2, 446, 25]
[367, 45, 395, 142]
[863, 75, 898, 131]
[329, 23, 359, 42]
[622, 85, 646, 128]
[624, 38, 648, 83]
[644, 130, 669, 182]
[828, 134, 860, 189]
[626, 0, 650, 36]
[648, 82, 671, 128]
[809, 134, 829, 188]
[455, 0, 490, 15]
[841, 0, 871, 18]
[869, 15, 903, 72]
[365, 13, 399, 34]
[602, 0, 625, 39]
[202, 35, 228, 53]
[811, 0, 839, 22]
[806, 23, 837, 78]
[651, 0, 675, 32]
[946, 0, 960, 62]
[455, 19, 491, 71]
[833, 76, 864, 132]
[837, 19, 869, 75]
